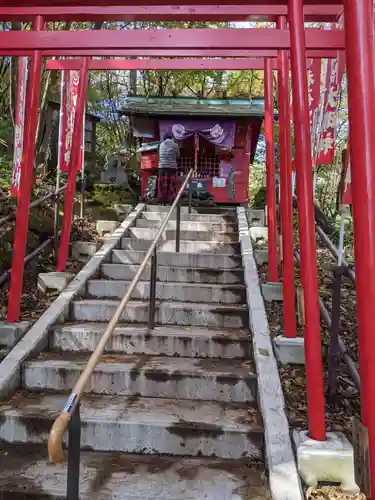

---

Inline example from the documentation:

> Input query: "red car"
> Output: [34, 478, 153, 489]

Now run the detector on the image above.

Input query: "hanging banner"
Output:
[59, 70, 82, 173]
[11, 57, 28, 197]
[57, 70, 68, 172]
[316, 26, 345, 166]
[307, 58, 322, 131]
[341, 148, 352, 206]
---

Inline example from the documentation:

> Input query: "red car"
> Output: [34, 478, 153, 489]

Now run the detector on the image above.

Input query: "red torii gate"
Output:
[2, 0, 375, 492]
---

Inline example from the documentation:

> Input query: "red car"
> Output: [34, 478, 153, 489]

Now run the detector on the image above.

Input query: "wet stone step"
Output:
[86, 280, 246, 304]
[101, 263, 245, 285]
[0, 445, 270, 500]
[135, 218, 238, 232]
[23, 353, 257, 403]
[120, 238, 241, 255]
[126, 227, 238, 243]
[70, 299, 249, 329]
[111, 249, 243, 269]
[0, 393, 263, 459]
[141, 210, 237, 223]
[51, 324, 251, 359]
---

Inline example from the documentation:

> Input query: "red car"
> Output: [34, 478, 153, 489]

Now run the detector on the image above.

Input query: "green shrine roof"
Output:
[119, 96, 268, 118]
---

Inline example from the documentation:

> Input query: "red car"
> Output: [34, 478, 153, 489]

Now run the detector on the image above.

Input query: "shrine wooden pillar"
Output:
[264, 58, 279, 282]
[288, 0, 326, 440]
[276, 15, 297, 338]
[344, 0, 375, 489]
[7, 16, 44, 322]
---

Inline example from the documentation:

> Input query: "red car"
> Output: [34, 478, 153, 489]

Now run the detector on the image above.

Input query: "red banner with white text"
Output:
[316, 26, 345, 166]
[11, 57, 28, 197]
[58, 70, 82, 173]
[307, 58, 321, 131]
[341, 148, 352, 206]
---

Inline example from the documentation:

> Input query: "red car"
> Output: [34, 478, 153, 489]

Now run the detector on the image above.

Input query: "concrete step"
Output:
[0, 392, 263, 459]
[145, 205, 237, 216]
[126, 227, 237, 243]
[51, 323, 251, 359]
[23, 353, 256, 403]
[142, 211, 238, 223]
[121, 237, 240, 255]
[70, 300, 249, 329]
[0, 445, 269, 500]
[87, 280, 246, 304]
[135, 218, 238, 232]
[112, 249, 242, 269]
[101, 263, 244, 285]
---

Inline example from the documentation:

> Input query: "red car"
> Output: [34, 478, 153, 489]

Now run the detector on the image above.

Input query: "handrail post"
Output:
[148, 247, 158, 329]
[327, 265, 343, 400]
[188, 179, 193, 214]
[66, 404, 81, 500]
[176, 199, 181, 253]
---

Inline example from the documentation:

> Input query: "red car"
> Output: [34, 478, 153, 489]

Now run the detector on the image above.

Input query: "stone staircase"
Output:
[0, 206, 271, 499]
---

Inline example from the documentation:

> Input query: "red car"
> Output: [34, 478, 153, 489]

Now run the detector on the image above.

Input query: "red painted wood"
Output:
[0, 28, 344, 53]
[0, 4, 341, 21]
[0, 48, 340, 58]
[289, 0, 326, 440]
[0, 0, 343, 7]
[264, 58, 279, 282]
[344, 0, 375, 449]
[277, 15, 297, 338]
[7, 16, 44, 322]
[46, 58, 276, 71]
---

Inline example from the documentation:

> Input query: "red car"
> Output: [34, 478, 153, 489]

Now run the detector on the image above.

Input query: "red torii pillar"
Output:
[276, 16, 297, 339]
[7, 16, 44, 322]
[57, 58, 89, 272]
[264, 59, 279, 282]
[288, 0, 326, 440]
[344, 0, 375, 490]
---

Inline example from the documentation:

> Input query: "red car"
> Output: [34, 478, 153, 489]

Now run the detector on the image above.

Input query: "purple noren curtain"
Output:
[159, 119, 236, 149]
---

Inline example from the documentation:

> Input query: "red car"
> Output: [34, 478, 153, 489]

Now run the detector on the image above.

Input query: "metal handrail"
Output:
[47, 168, 193, 466]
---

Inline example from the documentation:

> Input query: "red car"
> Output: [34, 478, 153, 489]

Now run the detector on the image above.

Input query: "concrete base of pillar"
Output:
[273, 335, 305, 365]
[38, 272, 74, 294]
[262, 282, 283, 301]
[293, 430, 359, 493]
[72, 241, 99, 262]
[96, 220, 120, 237]
[0, 321, 31, 348]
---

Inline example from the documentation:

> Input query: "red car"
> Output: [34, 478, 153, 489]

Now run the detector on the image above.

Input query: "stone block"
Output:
[262, 282, 283, 301]
[0, 321, 31, 348]
[96, 220, 120, 237]
[293, 430, 359, 493]
[114, 203, 133, 215]
[254, 249, 268, 265]
[249, 226, 268, 248]
[71, 241, 99, 261]
[273, 335, 305, 365]
[38, 272, 74, 294]
[248, 209, 265, 227]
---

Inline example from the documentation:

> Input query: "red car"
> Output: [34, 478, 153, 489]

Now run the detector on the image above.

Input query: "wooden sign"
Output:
[352, 418, 371, 497]
[297, 286, 305, 326]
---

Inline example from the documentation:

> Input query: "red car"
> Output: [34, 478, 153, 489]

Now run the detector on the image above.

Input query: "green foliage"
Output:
[92, 184, 134, 208]
[248, 163, 266, 207]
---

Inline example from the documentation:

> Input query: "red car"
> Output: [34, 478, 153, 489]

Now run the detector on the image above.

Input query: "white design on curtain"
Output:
[207, 124, 224, 142]
[172, 124, 186, 139]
